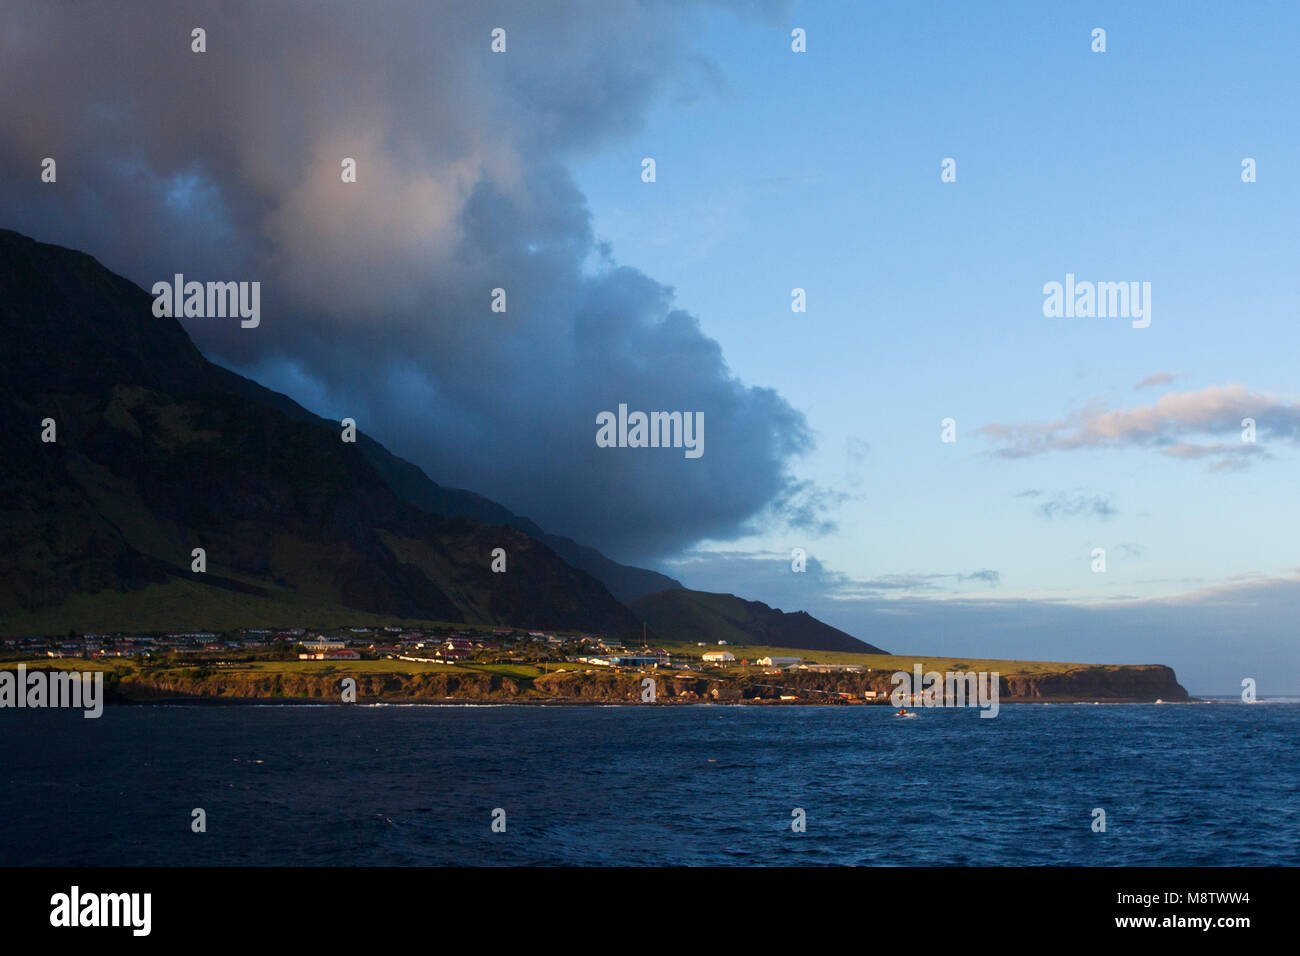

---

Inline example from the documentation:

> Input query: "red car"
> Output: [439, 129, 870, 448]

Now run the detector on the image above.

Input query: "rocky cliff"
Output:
[75, 660, 1187, 704]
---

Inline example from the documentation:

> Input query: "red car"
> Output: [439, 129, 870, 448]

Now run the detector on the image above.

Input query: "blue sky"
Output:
[564, 2, 1299, 626]
[563, 1, 1300, 690]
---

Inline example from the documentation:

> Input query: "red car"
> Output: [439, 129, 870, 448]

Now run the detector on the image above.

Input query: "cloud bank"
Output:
[0, 0, 826, 563]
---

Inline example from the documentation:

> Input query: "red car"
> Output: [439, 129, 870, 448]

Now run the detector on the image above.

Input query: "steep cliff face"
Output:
[996, 665, 1188, 701]
[86, 660, 1188, 704]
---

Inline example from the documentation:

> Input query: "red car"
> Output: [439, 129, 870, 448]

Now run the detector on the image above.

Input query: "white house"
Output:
[302, 639, 347, 651]
[701, 651, 736, 664]
[757, 656, 801, 668]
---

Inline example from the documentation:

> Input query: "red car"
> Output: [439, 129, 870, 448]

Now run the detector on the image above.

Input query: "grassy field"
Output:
[3, 657, 125, 672]
[657, 640, 1099, 676]
[0, 578, 433, 636]
[2, 656, 555, 680]
[7, 646, 1109, 682]
[0, 582, 602, 638]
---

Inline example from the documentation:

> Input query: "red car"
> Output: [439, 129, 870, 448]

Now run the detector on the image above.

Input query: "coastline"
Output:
[3, 657, 1192, 707]
[115, 695, 1206, 706]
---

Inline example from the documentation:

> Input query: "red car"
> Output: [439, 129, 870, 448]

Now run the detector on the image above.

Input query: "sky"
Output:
[2, 1, 1298, 693]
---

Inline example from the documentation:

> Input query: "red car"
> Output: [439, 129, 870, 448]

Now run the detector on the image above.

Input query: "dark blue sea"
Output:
[2, 702, 1296, 866]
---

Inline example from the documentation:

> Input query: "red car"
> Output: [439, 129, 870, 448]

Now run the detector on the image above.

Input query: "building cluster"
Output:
[0, 625, 573, 663]
[1, 630, 274, 659]
[2, 628, 869, 680]
[572, 646, 672, 668]
[380, 628, 592, 662]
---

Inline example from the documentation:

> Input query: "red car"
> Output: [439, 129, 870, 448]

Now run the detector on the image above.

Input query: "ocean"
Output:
[1, 702, 1295, 866]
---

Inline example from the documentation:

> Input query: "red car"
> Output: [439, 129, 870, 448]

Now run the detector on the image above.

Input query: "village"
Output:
[0, 625, 892, 703]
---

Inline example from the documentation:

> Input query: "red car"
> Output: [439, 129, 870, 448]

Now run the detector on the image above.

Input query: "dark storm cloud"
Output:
[0, 0, 831, 563]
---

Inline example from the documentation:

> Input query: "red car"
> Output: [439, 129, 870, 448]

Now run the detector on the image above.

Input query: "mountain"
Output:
[630, 588, 888, 654]
[203, 340, 683, 603]
[354, 438, 683, 603]
[0, 227, 879, 655]
[0, 229, 644, 637]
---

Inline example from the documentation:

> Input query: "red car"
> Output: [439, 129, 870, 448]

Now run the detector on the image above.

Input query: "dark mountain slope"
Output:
[358, 446, 685, 604]
[207, 359, 683, 603]
[0, 229, 642, 637]
[631, 588, 888, 654]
